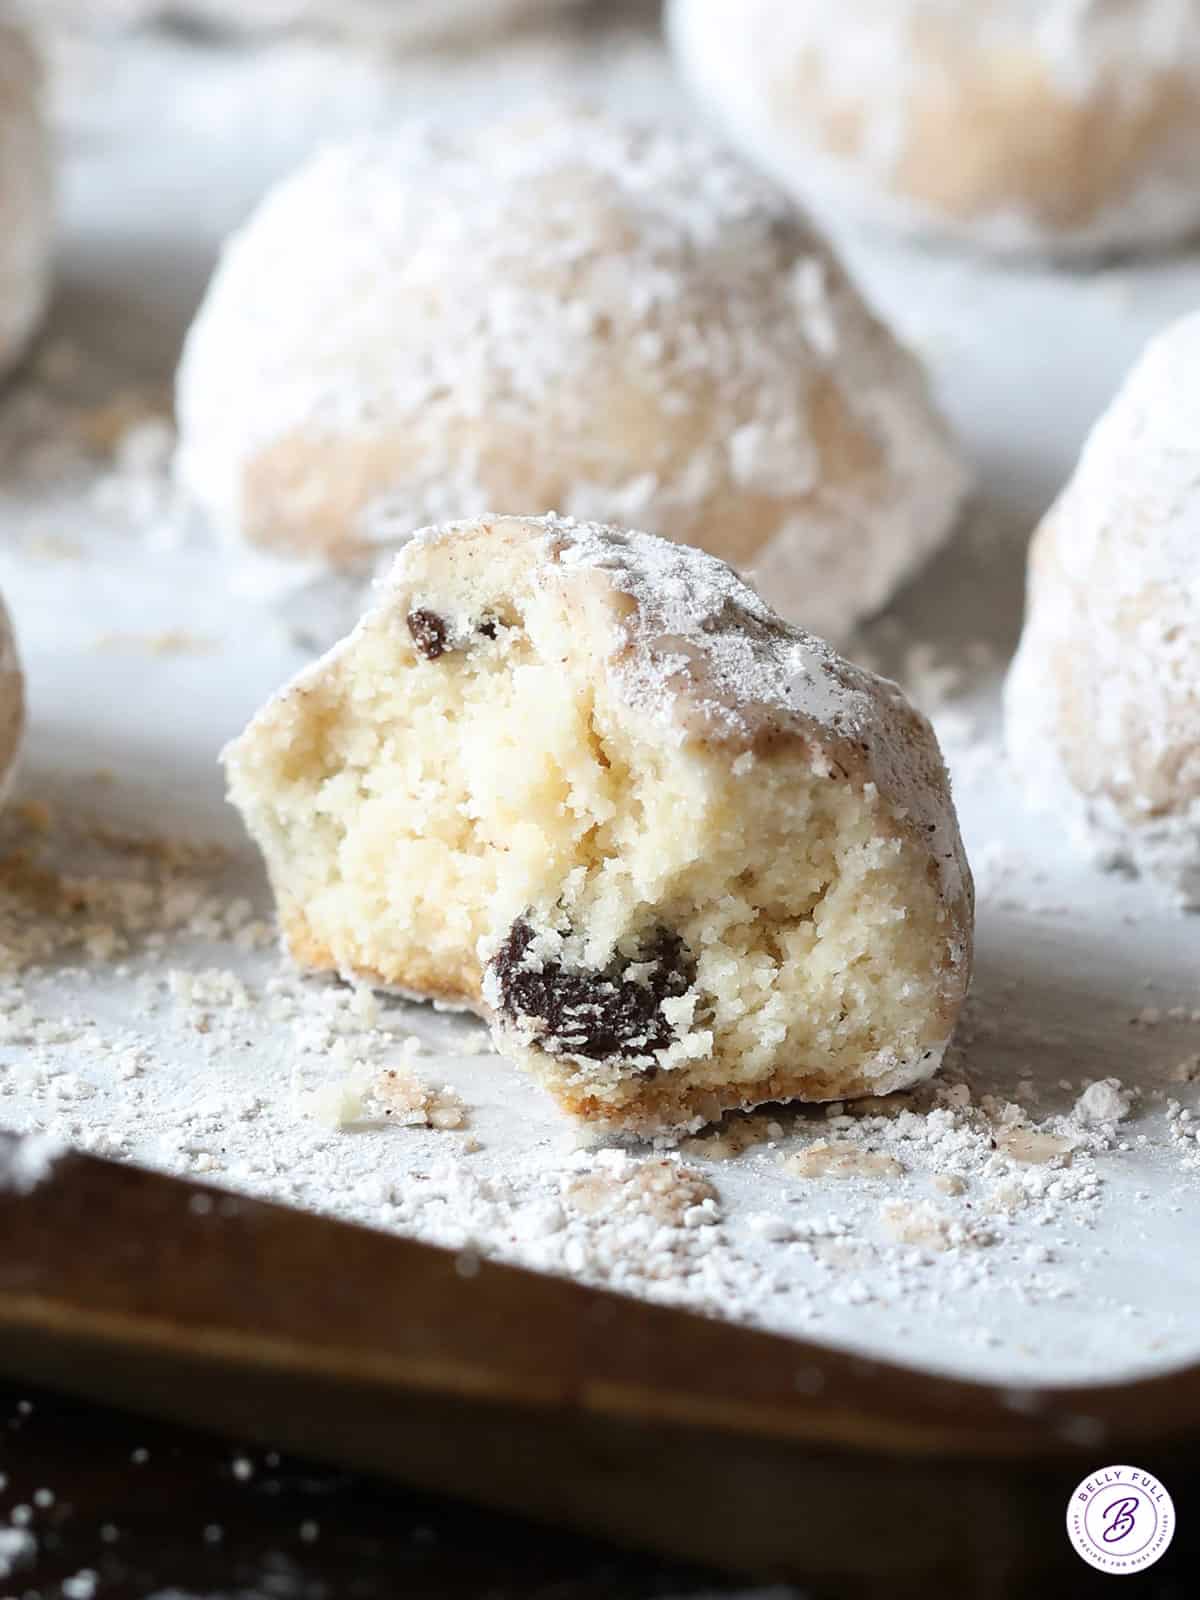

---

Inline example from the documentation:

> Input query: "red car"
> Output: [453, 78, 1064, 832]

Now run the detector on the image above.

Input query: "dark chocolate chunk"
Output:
[489, 919, 696, 1063]
[407, 609, 448, 660]
[477, 617, 499, 639]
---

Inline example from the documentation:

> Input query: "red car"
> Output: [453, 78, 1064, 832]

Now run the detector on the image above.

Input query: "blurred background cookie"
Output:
[1006, 311, 1200, 905]
[0, 16, 52, 381]
[668, 0, 1200, 258]
[175, 107, 969, 645]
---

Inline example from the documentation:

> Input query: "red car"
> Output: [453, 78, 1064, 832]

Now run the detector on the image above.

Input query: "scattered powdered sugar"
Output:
[60, 1571, 99, 1600]
[879, 1197, 997, 1253]
[0, 1526, 36, 1581]
[1074, 1078, 1133, 1127]
[0, 333, 173, 494]
[385, 1150, 761, 1315]
[0, 1128, 66, 1194]
[371, 1066, 467, 1131]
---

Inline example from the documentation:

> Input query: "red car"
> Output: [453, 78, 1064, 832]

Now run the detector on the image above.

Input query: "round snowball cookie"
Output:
[1005, 313, 1200, 906]
[0, 19, 52, 381]
[668, 0, 1200, 258]
[224, 514, 974, 1136]
[176, 109, 969, 645]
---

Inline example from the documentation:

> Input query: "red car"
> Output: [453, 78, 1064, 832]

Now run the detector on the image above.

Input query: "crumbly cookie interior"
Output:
[227, 535, 955, 1129]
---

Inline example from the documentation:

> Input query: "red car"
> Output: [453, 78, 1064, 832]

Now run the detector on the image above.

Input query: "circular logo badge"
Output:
[1066, 1465, 1175, 1575]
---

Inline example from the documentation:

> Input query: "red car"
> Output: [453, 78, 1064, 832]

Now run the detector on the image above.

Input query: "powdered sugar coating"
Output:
[0, 21, 53, 379]
[1005, 311, 1200, 904]
[668, 0, 1200, 257]
[176, 106, 968, 642]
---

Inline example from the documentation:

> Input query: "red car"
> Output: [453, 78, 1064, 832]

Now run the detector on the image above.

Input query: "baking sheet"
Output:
[2, 3, 1199, 1390]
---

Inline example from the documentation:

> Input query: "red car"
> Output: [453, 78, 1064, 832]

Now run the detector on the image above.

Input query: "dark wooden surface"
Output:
[0, 1382, 1195, 1600]
[0, 1381, 728, 1599]
[3, 1142, 1200, 1597]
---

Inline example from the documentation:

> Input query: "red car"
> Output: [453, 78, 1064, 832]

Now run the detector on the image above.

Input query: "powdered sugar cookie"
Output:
[668, 0, 1200, 258]
[0, 19, 52, 381]
[1005, 312, 1200, 905]
[176, 108, 968, 645]
[224, 515, 973, 1135]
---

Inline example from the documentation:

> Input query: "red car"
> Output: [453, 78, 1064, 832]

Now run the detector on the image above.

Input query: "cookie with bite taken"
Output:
[224, 515, 974, 1134]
